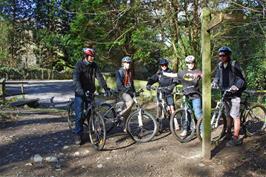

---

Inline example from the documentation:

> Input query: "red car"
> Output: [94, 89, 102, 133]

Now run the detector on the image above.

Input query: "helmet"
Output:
[121, 56, 132, 63]
[83, 48, 95, 57]
[185, 55, 195, 63]
[159, 58, 169, 65]
[218, 46, 232, 55]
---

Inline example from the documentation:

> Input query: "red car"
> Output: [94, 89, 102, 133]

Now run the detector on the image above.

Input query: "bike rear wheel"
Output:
[244, 104, 266, 136]
[170, 109, 196, 143]
[126, 110, 158, 143]
[88, 112, 106, 151]
[196, 112, 226, 142]
[97, 103, 116, 133]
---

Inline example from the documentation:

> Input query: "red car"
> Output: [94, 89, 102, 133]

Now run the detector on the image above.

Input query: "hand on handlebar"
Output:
[146, 85, 152, 91]
[229, 85, 239, 91]
[211, 82, 219, 89]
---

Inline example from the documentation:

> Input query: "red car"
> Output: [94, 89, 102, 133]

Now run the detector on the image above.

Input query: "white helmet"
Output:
[185, 55, 195, 63]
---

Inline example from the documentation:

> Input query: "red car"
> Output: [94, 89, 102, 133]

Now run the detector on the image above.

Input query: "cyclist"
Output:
[146, 58, 178, 125]
[115, 56, 136, 130]
[73, 48, 111, 145]
[163, 55, 203, 137]
[212, 46, 246, 146]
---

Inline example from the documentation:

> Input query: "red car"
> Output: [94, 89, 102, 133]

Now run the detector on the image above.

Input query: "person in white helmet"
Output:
[163, 55, 202, 137]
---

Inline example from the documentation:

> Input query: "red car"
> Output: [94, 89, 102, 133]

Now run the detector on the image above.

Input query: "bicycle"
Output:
[67, 91, 106, 150]
[169, 90, 198, 143]
[98, 88, 158, 143]
[196, 88, 266, 142]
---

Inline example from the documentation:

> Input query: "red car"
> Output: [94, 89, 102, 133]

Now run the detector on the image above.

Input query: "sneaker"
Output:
[74, 134, 85, 145]
[180, 130, 187, 137]
[226, 136, 242, 146]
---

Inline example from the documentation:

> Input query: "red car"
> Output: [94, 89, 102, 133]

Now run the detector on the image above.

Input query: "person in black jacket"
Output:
[73, 48, 111, 145]
[146, 58, 178, 122]
[163, 55, 203, 137]
[212, 46, 246, 146]
[115, 56, 135, 128]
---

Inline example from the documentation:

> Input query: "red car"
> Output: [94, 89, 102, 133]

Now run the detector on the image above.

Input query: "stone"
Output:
[45, 156, 58, 163]
[33, 154, 43, 163]
[97, 164, 103, 168]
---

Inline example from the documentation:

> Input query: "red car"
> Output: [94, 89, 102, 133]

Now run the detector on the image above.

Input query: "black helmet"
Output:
[159, 58, 169, 65]
[218, 46, 232, 55]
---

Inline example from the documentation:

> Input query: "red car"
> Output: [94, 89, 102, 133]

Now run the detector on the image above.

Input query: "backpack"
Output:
[230, 60, 247, 92]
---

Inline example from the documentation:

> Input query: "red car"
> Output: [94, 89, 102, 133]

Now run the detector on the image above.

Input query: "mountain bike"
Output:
[98, 89, 158, 143]
[67, 91, 106, 150]
[169, 90, 197, 143]
[196, 88, 266, 142]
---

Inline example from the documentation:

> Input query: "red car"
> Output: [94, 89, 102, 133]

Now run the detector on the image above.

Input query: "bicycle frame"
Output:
[156, 87, 171, 119]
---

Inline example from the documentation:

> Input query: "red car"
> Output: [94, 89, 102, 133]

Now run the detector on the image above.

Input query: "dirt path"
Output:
[0, 108, 265, 177]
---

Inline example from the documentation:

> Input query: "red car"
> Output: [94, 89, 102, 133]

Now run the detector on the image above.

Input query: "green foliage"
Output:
[0, 0, 264, 89]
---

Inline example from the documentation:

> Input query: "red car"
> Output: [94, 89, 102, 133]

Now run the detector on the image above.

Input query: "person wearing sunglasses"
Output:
[146, 58, 178, 127]
[72, 48, 111, 145]
[162, 55, 203, 137]
[212, 46, 246, 146]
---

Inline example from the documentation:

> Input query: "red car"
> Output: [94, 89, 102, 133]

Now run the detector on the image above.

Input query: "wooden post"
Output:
[201, 8, 212, 159]
[1, 78, 6, 101]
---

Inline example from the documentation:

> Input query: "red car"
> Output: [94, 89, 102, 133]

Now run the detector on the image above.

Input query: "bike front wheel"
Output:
[170, 109, 196, 143]
[88, 112, 106, 151]
[244, 104, 266, 136]
[126, 110, 158, 143]
[97, 103, 116, 133]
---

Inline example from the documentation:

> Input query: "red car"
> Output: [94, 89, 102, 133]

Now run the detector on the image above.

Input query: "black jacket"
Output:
[213, 60, 245, 97]
[116, 67, 135, 94]
[147, 68, 177, 95]
[73, 61, 108, 96]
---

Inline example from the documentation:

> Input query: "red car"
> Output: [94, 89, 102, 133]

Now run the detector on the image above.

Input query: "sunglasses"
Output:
[186, 62, 194, 64]
[160, 64, 168, 67]
[219, 54, 227, 57]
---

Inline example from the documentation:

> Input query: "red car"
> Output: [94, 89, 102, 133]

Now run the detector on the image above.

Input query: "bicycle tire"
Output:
[196, 112, 226, 142]
[170, 109, 196, 143]
[244, 104, 266, 136]
[126, 110, 158, 143]
[88, 112, 106, 151]
[97, 103, 116, 133]
[67, 101, 75, 130]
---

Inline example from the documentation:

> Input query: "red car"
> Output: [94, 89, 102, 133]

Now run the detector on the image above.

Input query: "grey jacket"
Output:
[213, 60, 245, 97]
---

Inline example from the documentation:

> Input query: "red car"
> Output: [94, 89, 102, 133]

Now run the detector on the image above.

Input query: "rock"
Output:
[97, 164, 103, 168]
[25, 163, 33, 166]
[33, 154, 43, 163]
[45, 156, 58, 163]
[63, 145, 69, 150]
[73, 151, 80, 156]
[199, 163, 205, 167]
[81, 149, 90, 156]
